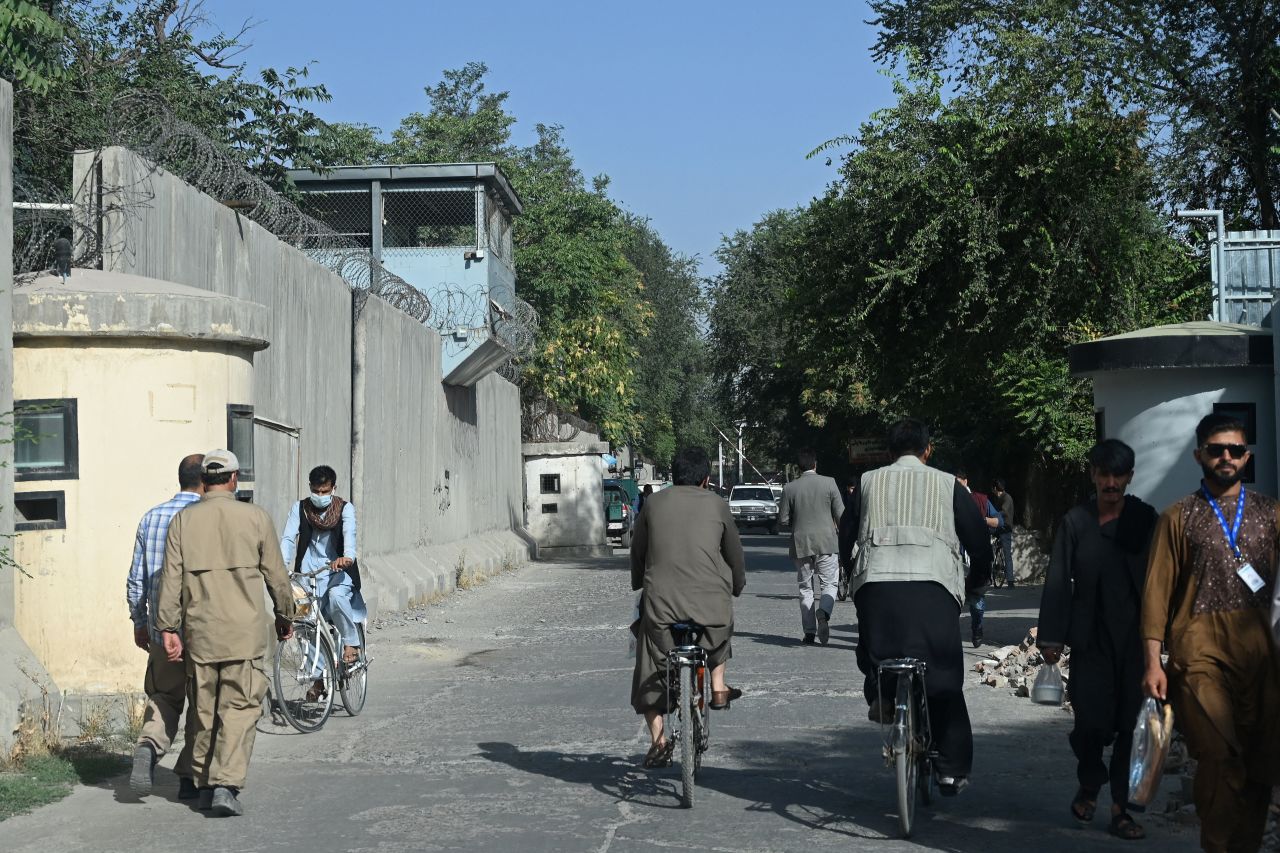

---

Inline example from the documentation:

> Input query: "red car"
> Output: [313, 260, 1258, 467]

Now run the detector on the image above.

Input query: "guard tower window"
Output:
[15, 399, 78, 481]
[227, 405, 255, 481]
[540, 474, 561, 494]
[382, 188, 476, 249]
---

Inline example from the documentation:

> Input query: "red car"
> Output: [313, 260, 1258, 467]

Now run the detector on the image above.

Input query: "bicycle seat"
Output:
[670, 621, 705, 645]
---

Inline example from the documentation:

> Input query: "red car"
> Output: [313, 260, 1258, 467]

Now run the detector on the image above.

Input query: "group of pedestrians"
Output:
[627, 413, 1280, 852]
[124, 452, 363, 817]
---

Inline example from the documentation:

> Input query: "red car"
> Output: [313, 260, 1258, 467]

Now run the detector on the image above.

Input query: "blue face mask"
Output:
[309, 493, 333, 509]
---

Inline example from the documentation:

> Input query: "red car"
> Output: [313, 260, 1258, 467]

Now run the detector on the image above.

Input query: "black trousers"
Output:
[1068, 639, 1143, 807]
[854, 581, 973, 777]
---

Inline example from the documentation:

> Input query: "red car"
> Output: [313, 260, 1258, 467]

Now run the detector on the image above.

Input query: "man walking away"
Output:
[779, 448, 844, 645]
[845, 418, 991, 794]
[126, 453, 204, 798]
[991, 479, 1016, 586]
[1038, 439, 1156, 841]
[956, 470, 1000, 648]
[1142, 413, 1280, 853]
[156, 450, 295, 817]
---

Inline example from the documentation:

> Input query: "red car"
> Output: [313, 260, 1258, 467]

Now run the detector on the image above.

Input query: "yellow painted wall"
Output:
[13, 338, 253, 693]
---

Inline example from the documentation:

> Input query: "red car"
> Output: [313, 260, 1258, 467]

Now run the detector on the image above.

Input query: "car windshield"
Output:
[604, 489, 627, 504]
[731, 488, 775, 502]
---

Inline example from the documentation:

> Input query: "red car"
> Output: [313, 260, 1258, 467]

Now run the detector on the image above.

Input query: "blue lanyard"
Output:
[1201, 484, 1245, 561]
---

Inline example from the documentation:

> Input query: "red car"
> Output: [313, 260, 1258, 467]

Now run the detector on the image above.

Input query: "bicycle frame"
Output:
[876, 658, 932, 763]
[664, 642, 709, 742]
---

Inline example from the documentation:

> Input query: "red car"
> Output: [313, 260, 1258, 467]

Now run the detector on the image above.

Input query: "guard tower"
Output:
[288, 163, 523, 385]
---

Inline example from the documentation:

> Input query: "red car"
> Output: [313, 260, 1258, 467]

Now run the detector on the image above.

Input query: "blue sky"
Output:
[203, 0, 897, 274]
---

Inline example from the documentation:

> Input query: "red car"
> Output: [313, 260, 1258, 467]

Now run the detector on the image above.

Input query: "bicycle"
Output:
[837, 558, 852, 601]
[271, 566, 370, 733]
[990, 530, 1008, 588]
[877, 657, 935, 838]
[665, 621, 711, 808]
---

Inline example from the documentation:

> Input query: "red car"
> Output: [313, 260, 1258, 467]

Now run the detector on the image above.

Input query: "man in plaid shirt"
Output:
[126, 454, 204, 798]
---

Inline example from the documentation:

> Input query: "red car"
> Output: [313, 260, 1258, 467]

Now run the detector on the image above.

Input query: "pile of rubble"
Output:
[972, 627, 1071, 708]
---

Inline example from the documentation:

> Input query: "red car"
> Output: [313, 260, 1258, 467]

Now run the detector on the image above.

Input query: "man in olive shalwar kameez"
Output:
[1143, 414, 1280, 853]
[157, 450, 296, 817]
[631, 448, 747, 768]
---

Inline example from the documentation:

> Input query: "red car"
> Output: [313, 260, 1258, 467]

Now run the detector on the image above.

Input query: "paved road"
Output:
[1, 535, 1199, 852]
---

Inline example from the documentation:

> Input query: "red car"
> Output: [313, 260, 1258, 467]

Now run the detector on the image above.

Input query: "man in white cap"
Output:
[156, 449, 295, 817]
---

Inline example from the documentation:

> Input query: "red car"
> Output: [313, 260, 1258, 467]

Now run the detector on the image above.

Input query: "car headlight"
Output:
[730, 506, 741, 514]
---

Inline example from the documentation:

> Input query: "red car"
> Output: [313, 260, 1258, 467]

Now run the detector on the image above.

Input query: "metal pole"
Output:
[737, 423, 745, 485]
[718, 441, 724, 491]
[1175, 208, 1227, 321]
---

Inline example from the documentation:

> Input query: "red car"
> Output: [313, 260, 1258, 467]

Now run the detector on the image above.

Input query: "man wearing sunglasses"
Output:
[1142, 413, 1280, 853]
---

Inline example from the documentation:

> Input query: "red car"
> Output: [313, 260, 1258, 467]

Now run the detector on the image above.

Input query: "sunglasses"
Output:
[1202, 442, 1248, 460]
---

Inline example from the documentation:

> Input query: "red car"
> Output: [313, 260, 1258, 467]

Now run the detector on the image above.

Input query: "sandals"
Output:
[709, 686, 743, 710]
[1108, 812, 1145, 840]
[1070, 787, 1098, 823]
[641, 739, 674, 769]
[342, 646, 361, 665]
[304, 681, 327, 702]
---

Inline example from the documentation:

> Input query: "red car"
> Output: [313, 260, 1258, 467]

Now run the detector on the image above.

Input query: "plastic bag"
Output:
[1128, 697, 1175, 806]
[1030, 663, 1064, 705]
[626, 592, 642, 658]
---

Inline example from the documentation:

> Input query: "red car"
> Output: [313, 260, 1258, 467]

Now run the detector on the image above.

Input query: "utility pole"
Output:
[736, 421, 746, 486]
[718, 440, 724, 492]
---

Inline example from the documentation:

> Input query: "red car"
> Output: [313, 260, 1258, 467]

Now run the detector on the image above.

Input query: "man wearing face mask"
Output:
[281, 465, 365, 700]
[1142, 413, 1280, 853]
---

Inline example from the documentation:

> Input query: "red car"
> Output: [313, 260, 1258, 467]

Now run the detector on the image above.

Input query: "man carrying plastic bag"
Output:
[1142, 413, 1280, 853]
[1038, 439, 1157, 840]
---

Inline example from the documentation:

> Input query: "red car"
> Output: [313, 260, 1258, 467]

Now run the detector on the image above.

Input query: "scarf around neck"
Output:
[303, 495, 345, 531]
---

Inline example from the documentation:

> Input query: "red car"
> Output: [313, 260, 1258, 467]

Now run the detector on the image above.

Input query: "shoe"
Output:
[801, 633, 816, 645]
[197, 787, 215, 810]
[128, 744, 155, 796]
[709, 686, 743, 710]
[641, 739, 674, 769]
[1108, 811, 1145, 840]
[867, 700, 894, 724]
[937, 775, 969, 796]
[816, 610, 830, 645]
[178, 777, 199, 800]
[210, 786, 243, 817]
[971, 631, 984, 648]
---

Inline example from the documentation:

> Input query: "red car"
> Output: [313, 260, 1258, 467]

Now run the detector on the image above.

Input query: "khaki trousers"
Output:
[137, 646, 195, 778]
[187, 658, 268, 790]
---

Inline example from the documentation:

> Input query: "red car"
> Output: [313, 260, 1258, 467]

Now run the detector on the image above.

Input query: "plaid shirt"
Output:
[127, 491, 201, 646]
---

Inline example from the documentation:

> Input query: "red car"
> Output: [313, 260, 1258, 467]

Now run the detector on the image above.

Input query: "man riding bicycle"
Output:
[280, 465, 366, 700]
[842, 419, 992, 795]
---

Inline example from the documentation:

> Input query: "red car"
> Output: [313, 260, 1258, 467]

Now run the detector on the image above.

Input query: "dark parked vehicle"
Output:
[604, 482, 634, 548]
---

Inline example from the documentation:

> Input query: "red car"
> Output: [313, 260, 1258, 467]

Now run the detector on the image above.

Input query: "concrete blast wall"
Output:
[69, 147, 528, 615]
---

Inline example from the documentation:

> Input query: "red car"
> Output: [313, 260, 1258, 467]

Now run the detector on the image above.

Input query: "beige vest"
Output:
[852, 455, 966, 604]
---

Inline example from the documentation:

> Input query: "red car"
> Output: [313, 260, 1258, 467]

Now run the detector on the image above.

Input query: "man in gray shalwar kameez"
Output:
[630, 447, 747, 768]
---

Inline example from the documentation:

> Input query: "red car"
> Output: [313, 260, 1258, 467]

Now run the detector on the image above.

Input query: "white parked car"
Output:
[729, 484, 781, 535]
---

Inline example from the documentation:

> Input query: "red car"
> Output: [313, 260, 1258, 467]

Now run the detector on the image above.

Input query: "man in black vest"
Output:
[280, 465, 366, 698]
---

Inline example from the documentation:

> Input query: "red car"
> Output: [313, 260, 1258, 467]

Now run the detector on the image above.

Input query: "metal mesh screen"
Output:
[297, 189, 371, 249]
[382, 187, 477, 251]
[485, 195, 514, 265]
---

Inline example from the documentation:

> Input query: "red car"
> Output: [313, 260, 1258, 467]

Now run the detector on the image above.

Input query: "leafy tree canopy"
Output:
[869, 0, 1280, 227]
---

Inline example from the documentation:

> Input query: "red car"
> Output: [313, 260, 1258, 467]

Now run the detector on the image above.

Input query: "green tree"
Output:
[0, 0, 66, 93]
[869, 0, 1280, 227]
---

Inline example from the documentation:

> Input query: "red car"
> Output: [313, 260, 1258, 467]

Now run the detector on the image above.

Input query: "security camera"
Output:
[463, 248, 486, 261]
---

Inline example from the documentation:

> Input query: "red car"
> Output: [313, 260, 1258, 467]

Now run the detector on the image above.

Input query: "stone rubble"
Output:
[972, 626, 1072, 710]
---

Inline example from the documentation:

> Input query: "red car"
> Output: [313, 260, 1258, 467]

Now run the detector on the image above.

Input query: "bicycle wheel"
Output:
[273, 623, 336, 733]
[678, 665, 695, 808]
[837, 563, 851, 601]
[916, 682, 932, 806]
[340, 624, 368, 716]
[991, 541, 1006, 588]
[895, 673, 918, 837]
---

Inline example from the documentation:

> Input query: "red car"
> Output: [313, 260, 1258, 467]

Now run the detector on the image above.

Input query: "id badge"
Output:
[1236, 562, 1266, 593]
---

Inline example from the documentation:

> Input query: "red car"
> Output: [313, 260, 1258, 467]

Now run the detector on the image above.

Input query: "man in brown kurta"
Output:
[630, 447, 746, 768]
[1142, 414, 1280, 852]
[156, 449, 295, 817]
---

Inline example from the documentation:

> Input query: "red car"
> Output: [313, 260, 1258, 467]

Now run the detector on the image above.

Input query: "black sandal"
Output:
[709, 686, 743, 710]
[1108, 812, 1145, 840]
[1070, 787, 1098, 823]
[641, 739, 674, 769]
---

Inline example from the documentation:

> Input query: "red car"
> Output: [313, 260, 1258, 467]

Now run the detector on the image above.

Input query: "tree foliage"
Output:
[869, 0, 1280, 227]
[708, 69, 1203, 482]
[0, 0, 66, 93]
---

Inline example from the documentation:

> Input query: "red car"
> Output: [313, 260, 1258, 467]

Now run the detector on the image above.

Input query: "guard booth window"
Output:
[227, 404, 255, 481]
[15, 398, 78, 481]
